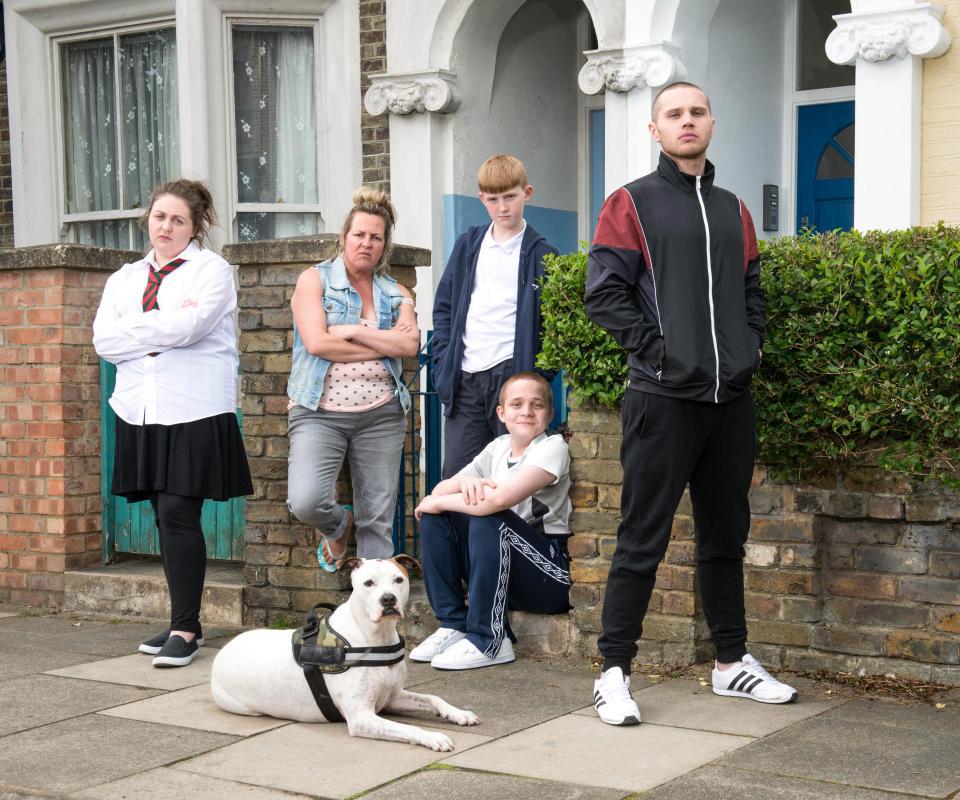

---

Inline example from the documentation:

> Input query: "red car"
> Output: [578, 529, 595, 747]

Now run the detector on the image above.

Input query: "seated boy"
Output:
[432, 154, 558, 479]
[412, 372, 571, 670]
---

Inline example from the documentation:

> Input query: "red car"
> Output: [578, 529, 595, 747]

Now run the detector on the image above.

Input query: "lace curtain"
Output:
[60, 28, 179, 247]
[233, 26, 320, 241]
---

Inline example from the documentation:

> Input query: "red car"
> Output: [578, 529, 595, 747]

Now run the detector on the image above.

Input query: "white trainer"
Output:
[409, 627, 466, 663]
[593, 667, 641, 725]
[430, 637, 515, 670]
[712, 654, 798, 704]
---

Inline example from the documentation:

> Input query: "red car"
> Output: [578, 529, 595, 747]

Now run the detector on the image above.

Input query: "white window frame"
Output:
[576, 9, 604, 246]
[779, 0, 855, 237]
[53, 18, 178, 249]
[223, 15, 328, 241]
[5, 0, 360, 249]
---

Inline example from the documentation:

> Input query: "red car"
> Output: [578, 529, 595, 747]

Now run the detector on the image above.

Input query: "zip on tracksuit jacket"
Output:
[585, 153, 765, 404]
[432, 223, 558, 414]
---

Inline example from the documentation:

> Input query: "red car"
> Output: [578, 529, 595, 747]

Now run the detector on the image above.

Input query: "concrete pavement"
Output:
[0, 608, 957, 800]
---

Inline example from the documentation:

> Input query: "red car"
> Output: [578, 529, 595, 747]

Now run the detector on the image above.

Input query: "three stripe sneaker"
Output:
[593, 666, 641, 725]
[712, 654, 798, 704]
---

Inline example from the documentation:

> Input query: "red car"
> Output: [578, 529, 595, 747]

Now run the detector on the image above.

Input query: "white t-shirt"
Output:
[92, 242, 240, 426]
[458, 431, 571, 537]
[460, 222, 525, 373]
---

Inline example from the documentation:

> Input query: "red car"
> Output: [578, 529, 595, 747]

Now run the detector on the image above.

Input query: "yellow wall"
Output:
[922, 0, 960, 225]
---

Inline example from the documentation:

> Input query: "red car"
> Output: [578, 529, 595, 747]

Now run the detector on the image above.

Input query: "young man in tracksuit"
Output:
[585, 82, 797, 726]
[432, 154, 558, 479]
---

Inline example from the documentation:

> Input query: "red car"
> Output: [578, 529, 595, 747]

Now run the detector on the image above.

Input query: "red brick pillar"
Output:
[0, 244, 139, 607]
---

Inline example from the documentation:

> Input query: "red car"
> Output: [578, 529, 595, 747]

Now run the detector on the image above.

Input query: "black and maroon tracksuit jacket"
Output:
[585, 153, 765, 404]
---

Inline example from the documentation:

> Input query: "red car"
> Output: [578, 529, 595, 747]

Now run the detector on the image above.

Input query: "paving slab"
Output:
[570, 677, 842, 737]
[175, 719, 491, 799]
[68, 767, 319, 800]
[45, 647, 219, 690]
[0, 674, 161, 735]
[638, 764, 914, 800]
[360, 765, 627, 800]
[394, 656, 620, 736]
[100, 683, 291, 736]
[0, 617, 160, 658]
[0, 641, 101, 681]
[444, 714, 752, 793]
[718, 698, 960, 797]
[0, 714, 237, 796]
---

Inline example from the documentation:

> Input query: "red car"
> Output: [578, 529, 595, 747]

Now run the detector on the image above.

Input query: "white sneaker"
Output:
[593, 667, 642, 725]
[409, 627, 466, 663]
[430, 637, 515, 670]
[712, 654, 798, 704]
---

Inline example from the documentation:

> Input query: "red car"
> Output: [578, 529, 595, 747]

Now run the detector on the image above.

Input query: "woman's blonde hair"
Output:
[337, 187, 398, 273]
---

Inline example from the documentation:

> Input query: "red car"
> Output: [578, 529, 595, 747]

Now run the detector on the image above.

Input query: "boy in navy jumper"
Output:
[432, 154, 558, 478]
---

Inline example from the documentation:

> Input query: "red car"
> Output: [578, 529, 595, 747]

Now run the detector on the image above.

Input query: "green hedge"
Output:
[537, 225, 960, 480]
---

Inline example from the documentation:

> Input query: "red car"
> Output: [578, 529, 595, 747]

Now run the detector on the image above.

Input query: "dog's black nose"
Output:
[381, 593, 397, 607]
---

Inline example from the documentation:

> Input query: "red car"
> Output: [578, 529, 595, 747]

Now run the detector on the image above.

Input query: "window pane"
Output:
[797, 0, 855, 91]
[233, 26, 318, 205]
[816, 123, 855, 179]
[71, 219, 130, 248]
[120, 28, 180, 209]
[237, 212, 321, 242]
[61, 38, 119, 213]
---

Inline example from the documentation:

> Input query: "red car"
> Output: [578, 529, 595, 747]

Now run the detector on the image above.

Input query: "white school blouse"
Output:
[92, 241, 240, 426]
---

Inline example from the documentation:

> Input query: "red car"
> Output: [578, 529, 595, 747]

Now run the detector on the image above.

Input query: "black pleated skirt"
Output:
[112, 412, 254, 503]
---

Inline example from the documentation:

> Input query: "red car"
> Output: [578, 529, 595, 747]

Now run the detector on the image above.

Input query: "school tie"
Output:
[142, 258, 186, 312]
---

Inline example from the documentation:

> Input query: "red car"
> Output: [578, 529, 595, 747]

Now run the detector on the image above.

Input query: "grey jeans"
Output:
[287, 398, 406, 559]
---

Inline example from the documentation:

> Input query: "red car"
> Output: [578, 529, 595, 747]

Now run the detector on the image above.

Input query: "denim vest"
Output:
[288, 256, 411, 413]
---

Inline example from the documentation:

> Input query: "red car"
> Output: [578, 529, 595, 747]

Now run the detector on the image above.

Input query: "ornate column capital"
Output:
[578, 43, 686, 95]
[826, 3, 951, 64]
[363, 69, 460, 116]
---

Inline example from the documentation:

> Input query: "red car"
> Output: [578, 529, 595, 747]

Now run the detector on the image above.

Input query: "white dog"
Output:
[211, 556, 479, 751]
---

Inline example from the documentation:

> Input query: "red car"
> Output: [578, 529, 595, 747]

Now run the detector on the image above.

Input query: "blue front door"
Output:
[797, 101, 854, 232]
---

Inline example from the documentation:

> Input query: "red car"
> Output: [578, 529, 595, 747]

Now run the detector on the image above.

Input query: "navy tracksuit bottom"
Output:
[419, 509, 571, 657]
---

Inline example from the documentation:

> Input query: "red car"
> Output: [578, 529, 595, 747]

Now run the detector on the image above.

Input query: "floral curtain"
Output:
[60, 28, 179, 247]
[233, 26, 320, 241]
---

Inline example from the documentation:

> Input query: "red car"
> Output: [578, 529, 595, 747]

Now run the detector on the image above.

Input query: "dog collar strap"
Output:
[291, 604, 405, 723]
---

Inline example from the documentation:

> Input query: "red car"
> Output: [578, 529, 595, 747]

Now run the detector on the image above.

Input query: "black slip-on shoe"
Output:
[152, 634, 200, 667]
[139, 628, 205, 655]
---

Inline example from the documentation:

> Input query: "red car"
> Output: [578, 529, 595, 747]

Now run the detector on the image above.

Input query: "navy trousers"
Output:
[419, 509, 571, 657]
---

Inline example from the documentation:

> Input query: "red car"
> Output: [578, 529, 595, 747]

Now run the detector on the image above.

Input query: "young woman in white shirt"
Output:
[93, 179, 252, 668]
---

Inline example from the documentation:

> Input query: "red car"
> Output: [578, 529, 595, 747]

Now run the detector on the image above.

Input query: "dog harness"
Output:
[291, 603, 406, 723]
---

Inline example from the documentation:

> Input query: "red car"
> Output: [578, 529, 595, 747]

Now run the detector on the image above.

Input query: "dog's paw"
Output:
[422, 731, 456, 752]
[449, 709, 480, 726]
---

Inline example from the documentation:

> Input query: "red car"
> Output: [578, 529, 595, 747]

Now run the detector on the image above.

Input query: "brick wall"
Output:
[568, 401, 960, 683]
[223, 237, 429, 626]
[0, 59, 14, 246]
[921, 0, 960, 226]
[0, 245, 139, 606]
[360, 0, 390, 191]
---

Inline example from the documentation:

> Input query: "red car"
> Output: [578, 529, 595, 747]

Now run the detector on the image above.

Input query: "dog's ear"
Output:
[393, 554, 421, 576]
[339, 556, 363, 575]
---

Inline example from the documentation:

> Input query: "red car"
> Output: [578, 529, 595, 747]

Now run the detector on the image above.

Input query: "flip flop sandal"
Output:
[317, 505, 353, 572]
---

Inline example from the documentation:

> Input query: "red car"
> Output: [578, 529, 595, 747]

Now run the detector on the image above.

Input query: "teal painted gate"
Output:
[99, 361, 247, 561]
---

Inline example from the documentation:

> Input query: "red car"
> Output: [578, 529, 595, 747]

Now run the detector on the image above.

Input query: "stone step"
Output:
[63, 558, 243, 627]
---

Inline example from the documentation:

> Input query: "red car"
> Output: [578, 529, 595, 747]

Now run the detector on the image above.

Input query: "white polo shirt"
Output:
[92, 242, 240, 426]
[461, 222, 525, 373]
[459, 431, 571, 537]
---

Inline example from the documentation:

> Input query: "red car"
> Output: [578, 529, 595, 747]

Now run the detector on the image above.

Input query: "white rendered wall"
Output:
[449, 0, 581, 209]
[701, 0, 786, 237]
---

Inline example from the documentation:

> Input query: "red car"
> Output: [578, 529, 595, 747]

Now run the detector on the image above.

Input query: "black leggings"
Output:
[149, 493, 206, 635]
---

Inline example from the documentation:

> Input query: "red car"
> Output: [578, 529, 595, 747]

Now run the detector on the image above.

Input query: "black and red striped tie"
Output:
[142, 258, 186, 312]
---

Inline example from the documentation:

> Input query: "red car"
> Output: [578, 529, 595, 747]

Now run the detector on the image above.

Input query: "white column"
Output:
[826, 2, 950, 230]
[364, 70, 459, 323]
[578, 43, 685, 193]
